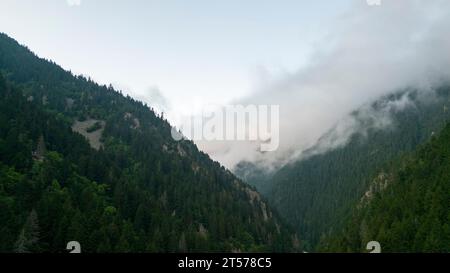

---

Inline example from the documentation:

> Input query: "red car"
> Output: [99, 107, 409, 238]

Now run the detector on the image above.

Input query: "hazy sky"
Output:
[193, 0, 450, 168]
[5, 1, 448, 170]
[0, 0, 351, 119]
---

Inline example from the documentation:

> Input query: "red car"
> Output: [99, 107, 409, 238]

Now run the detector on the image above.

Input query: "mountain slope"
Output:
[320, 122, 450, 252]
[263, 88, 450, 250]
[0, 33, 297, 253]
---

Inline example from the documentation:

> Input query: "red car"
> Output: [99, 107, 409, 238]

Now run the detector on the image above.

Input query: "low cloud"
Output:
[196, 0, 450, 170]
[144, 86, 171, 115]
[305, 91, 416, 159]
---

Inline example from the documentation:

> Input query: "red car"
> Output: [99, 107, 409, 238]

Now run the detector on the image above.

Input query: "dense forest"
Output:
[2, 30, 449, 254]
[319, 122, 450, 252]
[245, 88, 450, 250]
[0, 33, 298, 253]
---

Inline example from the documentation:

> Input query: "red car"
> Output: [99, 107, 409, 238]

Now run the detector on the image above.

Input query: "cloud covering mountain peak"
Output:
[197, 0, 450, 170]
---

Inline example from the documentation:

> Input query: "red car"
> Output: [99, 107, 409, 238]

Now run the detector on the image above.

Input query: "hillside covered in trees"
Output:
[320, 122, 450, 252]
[245, 87, 450, 250]
[0, 33, 298, 253]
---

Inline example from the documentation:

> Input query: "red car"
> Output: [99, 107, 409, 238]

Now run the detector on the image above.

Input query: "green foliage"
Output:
[265, 89, 450, 250]
[320, 123, 450, 252]
[86, 121, 103, 133]
[14, 209, 40, 253]
[0, 33, 297, 253]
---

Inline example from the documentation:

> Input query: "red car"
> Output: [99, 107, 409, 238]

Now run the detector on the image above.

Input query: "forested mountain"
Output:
[0, 33, 298, 253]
[319, 122, 450, 252]
[257, 88, 450, 250]
[234, 161, 274, 196]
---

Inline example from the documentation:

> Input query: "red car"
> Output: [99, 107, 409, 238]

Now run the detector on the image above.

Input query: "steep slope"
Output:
[319, 122, 450, 252]
[234, 161, 274, 196]
[0, 33, 297, 253]
[264, 88, 450, 250]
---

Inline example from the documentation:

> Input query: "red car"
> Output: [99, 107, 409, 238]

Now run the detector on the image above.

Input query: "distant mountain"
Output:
[0, 33, 298, 253]
[245, 88, 450, 250]
[319, 121, 450, 252]
[234, 161, 274, 196]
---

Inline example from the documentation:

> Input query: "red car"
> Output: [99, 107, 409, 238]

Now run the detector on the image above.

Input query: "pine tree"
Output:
[14, 210, 40, 253]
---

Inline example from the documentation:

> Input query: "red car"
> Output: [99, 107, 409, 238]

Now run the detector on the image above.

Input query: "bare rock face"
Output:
[32, 135, 47, 161]
[71, 119, 105, 150]
[233, 179, 272, 222]
[360, 171, 392, 206]
[124, 112, 141, 129]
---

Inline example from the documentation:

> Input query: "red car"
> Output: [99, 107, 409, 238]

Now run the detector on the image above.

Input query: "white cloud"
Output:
[196, 0, 450, 170]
